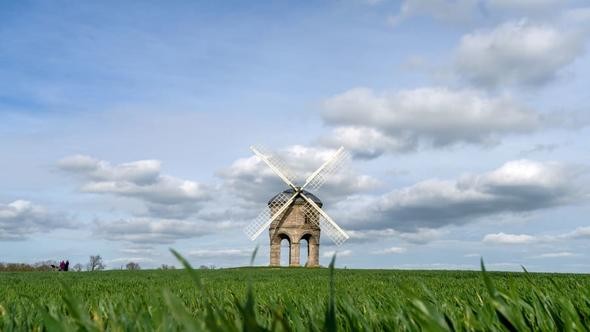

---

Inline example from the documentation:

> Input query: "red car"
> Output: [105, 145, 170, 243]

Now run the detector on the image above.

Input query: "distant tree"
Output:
[126, 262, 141, 270]
[159, 264, 175, 270]
[73, 263, 83, 272]
[87, 255, 105, 271]
[0, 262, 53, 272]
[197, 265, 217, 270]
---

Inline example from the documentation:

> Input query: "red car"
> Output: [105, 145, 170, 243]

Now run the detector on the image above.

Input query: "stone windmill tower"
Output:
[244, 146, 350, 267]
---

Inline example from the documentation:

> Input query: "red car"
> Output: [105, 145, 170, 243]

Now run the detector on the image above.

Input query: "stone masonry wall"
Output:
[269, 199, 320, 267]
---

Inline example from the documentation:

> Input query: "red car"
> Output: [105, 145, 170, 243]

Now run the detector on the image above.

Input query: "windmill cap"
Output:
[268, 188, 323, 207]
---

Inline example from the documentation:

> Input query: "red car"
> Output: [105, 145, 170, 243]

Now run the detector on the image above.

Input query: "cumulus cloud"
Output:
[94, 217, 231, 245]
[59, 155, 210, 218]
[372, 246, 407, 254]
[119, 246, 156, 255]
[341, 159, 585, 231]
[321, 87, 541, 158]
[108, 257, 155, 264]
[483, 226, 590, 245]
[397, 228, 447, 243]
[320, 126, 416, 159]
[322, 249, 352, 258]
[348, 227, 446, 244]
[482, 232, 536, 244]
[565, 226, 590, 239]
[187, 248, 252, 259]
[455, 19, 586, 88]
[0, 200, 74, 240]
[218, 145, 379, 206]
[532, 252, 576, 258]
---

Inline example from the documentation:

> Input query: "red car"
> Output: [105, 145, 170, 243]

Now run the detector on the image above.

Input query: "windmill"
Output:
[244, 146, 350, 267]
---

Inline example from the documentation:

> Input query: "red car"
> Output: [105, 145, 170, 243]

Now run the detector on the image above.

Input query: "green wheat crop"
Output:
[0, 252, 588, 331]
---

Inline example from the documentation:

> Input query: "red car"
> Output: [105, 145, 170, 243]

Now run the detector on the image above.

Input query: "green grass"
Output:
[0, 255, 589, 331]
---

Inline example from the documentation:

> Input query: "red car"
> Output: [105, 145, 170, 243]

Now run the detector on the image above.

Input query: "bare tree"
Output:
[159, 264, 175, 270]
[126, 262, 141, 270]
[73, 263, 83, 272]
[87, 255, 105, 271]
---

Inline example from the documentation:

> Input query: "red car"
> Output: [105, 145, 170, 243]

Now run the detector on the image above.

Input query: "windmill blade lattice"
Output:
[251, 145, 298, 186]
[244, 192, 294, 241]
[302, 202, 348, 246]
[304, 148, 350, 192]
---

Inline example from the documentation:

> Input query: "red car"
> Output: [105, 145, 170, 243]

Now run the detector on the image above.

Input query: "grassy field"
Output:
[0, 254, 589, 331]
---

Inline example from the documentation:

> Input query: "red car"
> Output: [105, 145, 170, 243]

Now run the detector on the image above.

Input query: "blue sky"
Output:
[1, 0, 590, 271]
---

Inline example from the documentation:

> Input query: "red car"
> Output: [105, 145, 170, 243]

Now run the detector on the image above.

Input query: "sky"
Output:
[1, 0, 590, 272]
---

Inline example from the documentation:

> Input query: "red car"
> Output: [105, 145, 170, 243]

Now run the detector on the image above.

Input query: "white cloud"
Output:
[322, 249, 352, 258]
[398, 228, 447, 243]
[482, 232, 536, 244]
[0, 200, 75, 240]
[320, 126, 416, 158]
[59, 155, 210, 218]
[533, 252, 576, 258]
[372, 246, 407, 254]
[119, 246, 156, 255]
[464, 253, 481, 257]
[455, 19, 585, 87]
[108, 257, 155, 264]
[341, 160, 585, 231]
[321, 87, 541, 158]
[218, 145, 379, 205]
[482, 226, 590, 245]
[347, 229, 398, 242]
[348, 227, 445, 244]
[566, 226, 590, 239]
[94, 217, 231, 245]
[59, 155, 161, 185]
[188, 249, 252, 259]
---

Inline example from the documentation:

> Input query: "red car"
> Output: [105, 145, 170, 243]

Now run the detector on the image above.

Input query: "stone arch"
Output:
[299, 233, 319, 267]
[270, 232, 291, 266]
[300, 233, 318, 245]
[271, 232, 290, 245]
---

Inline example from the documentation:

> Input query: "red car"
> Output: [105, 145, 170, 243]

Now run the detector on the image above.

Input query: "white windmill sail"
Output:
[300, 192, 349, 246]
[302, 146, 349, 192]
[244, 191, 296, 240]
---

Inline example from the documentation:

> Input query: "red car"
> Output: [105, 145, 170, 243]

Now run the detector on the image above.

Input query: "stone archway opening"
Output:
[270, 233, 291, 267]
[280, 237, 290, 266]
[300, 233, 319, 267]
[300, 237, 309, 267]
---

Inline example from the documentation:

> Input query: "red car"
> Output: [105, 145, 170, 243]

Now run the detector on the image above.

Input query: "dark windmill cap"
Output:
[268, 188, 323, 207]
